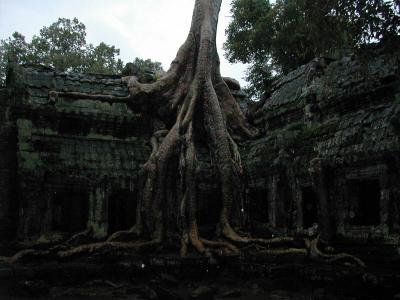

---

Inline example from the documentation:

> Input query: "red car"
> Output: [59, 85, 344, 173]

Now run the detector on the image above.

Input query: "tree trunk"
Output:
[116, 0, 261, 255]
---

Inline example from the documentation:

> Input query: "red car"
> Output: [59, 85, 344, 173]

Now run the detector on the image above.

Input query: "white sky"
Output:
[0, 0, 249, 86]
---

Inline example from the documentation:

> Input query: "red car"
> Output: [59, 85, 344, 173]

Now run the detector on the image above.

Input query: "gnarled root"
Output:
[252, 231, 365, 267]
[258, 248, 308, 256]
[64, 227, 96, 247]
[306, 234, 365, 267]
[2, 239, 162, 264]
[106, 226, 141, 243]
[180, 221, 239, 257]
[241, 235, 365, 267]
[221, 221, 294, 245]
[57, 239, 161, 259]
[314, 252, 366, 267]
[5, 249, 51, 264]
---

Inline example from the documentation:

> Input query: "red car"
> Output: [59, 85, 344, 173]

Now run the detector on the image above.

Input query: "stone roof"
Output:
[245, 48, 400, 177]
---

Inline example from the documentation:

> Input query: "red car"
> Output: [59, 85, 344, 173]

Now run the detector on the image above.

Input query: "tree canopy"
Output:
[0, 18, 162, 86]
[122, 57, 164, 83]
[224, 0, 400, 99]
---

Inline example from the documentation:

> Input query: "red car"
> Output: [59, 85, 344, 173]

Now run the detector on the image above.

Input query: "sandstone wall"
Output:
[2, 65, 153, 240]
[244, 47, 400, 243]
[1, 47, 399, 245]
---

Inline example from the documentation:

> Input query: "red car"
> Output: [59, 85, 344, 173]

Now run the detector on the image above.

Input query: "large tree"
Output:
[64, 0, 264, 257]
[2, 0, 363, 266]
[225, 0, 400, 99]
[0, 18, 164, 86]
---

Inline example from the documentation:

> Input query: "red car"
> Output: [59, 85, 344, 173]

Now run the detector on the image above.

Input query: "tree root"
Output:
[248, 232, 366, 267]
[64, 227, 96, 247]
[258, 248, 308, 256]
[221, 222, 294, 245]
[314, 252, 366, 267]
[106, 226, 141, 243]
[179, 232, 239, 258]
[2, 239, 161, 264]
[306, 235, 365, 267]
[57, 239, 161, 259]
[255, 244, 365, 267]
[219, 224, 365, 267]
[6, 249, 51, 264]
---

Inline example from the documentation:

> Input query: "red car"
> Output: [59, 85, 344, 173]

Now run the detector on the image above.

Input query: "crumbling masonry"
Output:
[0, 47, 399, 247]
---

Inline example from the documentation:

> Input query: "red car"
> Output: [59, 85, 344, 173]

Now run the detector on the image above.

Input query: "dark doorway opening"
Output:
[52, 189, 89, 233]
[248, 188, 268, 223]
[197, 188, 221, 234]
[302, 186, 318, 229]
[108, 189, 136, 234]
[58, 118, 88, 135]
[277, 178, 290, 228]
[347, 179, 380, 226]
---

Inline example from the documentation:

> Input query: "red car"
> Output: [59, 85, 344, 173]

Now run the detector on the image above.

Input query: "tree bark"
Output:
[109, 0, 261, 255]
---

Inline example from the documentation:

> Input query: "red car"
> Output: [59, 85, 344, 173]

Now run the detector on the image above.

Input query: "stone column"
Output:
[309, 158, 333, 242]
[335, 174, 347, 236]
[268, 175, 279, 228]
[287, 169, 299, 233]
[380, 172, 390, 235]
[0, 97, 18, 240]
[87, 180, 109, 239]
[296, 184, 303, 233]
[40, 186, 54, 234]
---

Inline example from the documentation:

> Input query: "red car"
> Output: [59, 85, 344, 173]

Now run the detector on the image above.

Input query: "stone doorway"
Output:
[248, 188, 269, 223]
[302, 186, 318, 229]
[52, 189, 89, 233]
[347, 179, 380, 226]
[108, 189, 136, 234]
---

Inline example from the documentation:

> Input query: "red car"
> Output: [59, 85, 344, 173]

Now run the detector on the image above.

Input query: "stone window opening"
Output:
[347, 179, 380, 226]
[58, 117, 88, 136]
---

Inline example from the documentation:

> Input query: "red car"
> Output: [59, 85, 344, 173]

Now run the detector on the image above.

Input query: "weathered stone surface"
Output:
[245, 47, 400, 243]
[0, 46, 399, 250]
[0, 64, 237, 243]
[0, 65, 153, 241]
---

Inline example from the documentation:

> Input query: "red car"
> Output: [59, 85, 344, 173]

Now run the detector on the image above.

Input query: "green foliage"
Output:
[0, 18, 126, 85]
[85, 42, 124, 74]
[225, 0, 400, 99]
[122, 57, 164, 83]
[30, 18, 88, 72]
[0, 32, 31, 86]
[243, 58, 277, 100]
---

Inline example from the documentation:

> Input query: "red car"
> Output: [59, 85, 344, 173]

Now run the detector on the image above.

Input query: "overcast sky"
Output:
[0, 0, 249, 86]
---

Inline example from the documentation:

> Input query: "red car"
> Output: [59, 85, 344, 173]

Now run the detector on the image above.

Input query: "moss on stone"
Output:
[19, 151, 42, 171]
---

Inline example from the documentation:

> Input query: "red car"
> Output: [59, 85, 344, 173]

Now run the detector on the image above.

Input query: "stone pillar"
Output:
[87, 181, 109, 239]
[0, 91, 18, 240]
[268, 175, 278, 228]
[296, 184, 303, 233]
[309, 158, 333, 242]
[40, 187, 54, 234]
[380, 173, 390, 235]
[17, 184, 43, 239]
[335, 174, 347, 236]
[287, 169, 299, 233]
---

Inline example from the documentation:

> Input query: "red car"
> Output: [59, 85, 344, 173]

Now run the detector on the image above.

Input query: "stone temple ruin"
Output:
[0, 46, 399, 250]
